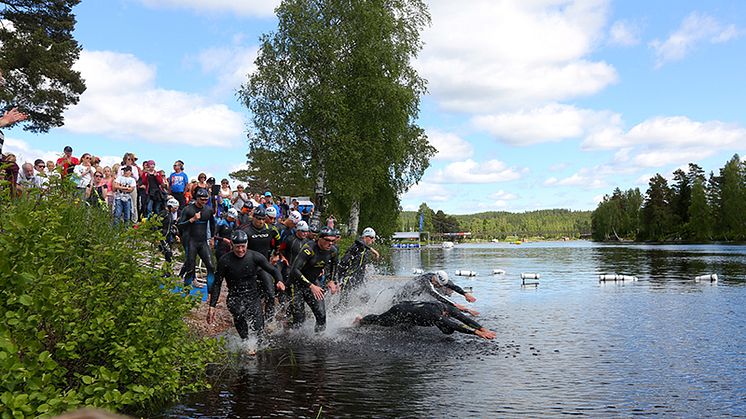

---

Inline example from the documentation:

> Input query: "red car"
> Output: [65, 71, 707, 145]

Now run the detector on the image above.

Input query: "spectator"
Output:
[168, 160, 188, 209]
[74, 153, 95, 196]
[118, 153, 140, 220]
[231, 184, 249, 211]
[142, 160, 166, 217]
[17, 162, 41, 191]
[0, 102, 28, 155]
[86, 169, 107, 207]
[113, 166, 136, 225]
[102, 166, 115, 209]
[1, 152, 19, 197]
[280, 197, 290, 219]
[56, 145, 79, 176]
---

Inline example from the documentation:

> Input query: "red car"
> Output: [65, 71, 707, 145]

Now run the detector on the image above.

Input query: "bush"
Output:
[0, 181, 222, 417]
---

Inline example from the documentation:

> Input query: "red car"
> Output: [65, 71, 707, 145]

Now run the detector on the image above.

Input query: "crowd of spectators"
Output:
[1, 144, 316, 225]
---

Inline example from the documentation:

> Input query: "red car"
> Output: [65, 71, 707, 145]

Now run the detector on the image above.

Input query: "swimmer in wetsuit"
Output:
[288, 226, 340, 332]
[396, 270, 480, 317]
[239, 205, 282, 319]
[178, 188, 216, 288]
[208, 230, 285, 339]
[354, 300, 496, 340]
[337, 227, 380, 296]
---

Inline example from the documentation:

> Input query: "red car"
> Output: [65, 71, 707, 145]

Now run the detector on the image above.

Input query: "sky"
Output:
[5, 0, 746, 215]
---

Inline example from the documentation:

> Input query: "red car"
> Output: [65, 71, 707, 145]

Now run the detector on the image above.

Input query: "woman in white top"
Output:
[118, 153, 141, 220]
[74, 153, 95, 191]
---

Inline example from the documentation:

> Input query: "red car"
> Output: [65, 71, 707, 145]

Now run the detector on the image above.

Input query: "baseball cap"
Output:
[264, 191, 273, 197]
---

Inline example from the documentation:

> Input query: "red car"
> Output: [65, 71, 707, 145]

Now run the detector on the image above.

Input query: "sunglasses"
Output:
[94, 174, 103, 178]
[321, 237, 337, 243]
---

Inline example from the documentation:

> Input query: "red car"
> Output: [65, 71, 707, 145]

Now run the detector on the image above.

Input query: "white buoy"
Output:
[694, 273, 718, 283]
[520, 273, 540, 286]
[413, 268, 424, 275]
[492, 269, 506, 275]
[455, 270, 478, 277]
[599, 274, 638, 282]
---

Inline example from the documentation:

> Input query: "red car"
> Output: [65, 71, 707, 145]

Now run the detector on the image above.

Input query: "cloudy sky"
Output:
[5, 0, 746, 214]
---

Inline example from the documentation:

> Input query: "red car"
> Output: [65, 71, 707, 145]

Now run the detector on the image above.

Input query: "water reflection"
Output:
[164, 242, 746, 418]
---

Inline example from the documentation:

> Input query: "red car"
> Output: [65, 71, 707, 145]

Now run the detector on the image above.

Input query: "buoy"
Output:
[413, 268, 424, 275]
[455, 270, 478, 277]
[492, 269, 506, 275]
[520, 273, 540, 286]
[694, 274, 718, 283]
[598, 274, 638, 282]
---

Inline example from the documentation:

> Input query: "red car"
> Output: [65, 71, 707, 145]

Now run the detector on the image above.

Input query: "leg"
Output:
[289, 283, 306, 328]
[359, 303, 410, 327]
[257, 269, 276, 319]
[302, 285, 326, 332]
[182, 240, 198, 286]
[114, 199, 123, 225]
[122, 200, 132, 224]
[195, 241, 216, 291]
[228, 296, 250, 340]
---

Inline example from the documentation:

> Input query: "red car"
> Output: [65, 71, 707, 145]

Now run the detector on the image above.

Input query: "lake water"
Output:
[162, 241, 746, 418]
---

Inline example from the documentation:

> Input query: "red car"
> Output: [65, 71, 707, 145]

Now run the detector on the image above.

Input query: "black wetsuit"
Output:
[395, 273, 484, 327]
[337, 238, 374, 292]
[211, 250, 283, 339]
[177, 202, 216, 288]
[359, 301, 481, 335]
[289, 240, 339, 332]
[214, 218, 237, 262]
[240, 221, 282, 317]
[397, 273, 467, 309]
[158, 209, 179, 262]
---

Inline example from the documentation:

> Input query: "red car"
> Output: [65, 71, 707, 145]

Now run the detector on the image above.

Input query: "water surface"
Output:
[162, 241, 746, 418]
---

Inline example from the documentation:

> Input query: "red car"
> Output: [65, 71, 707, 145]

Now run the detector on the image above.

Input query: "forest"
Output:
[591, 154, 746, 242]
[399, 203, 592, 240]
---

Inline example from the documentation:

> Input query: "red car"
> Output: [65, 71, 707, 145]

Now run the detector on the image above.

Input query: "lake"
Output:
[161, 241, 746, 418]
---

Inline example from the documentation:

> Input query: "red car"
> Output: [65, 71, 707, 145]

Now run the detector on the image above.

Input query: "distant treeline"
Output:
[592, 154, 746, 242]
[399, 203, 592, 239]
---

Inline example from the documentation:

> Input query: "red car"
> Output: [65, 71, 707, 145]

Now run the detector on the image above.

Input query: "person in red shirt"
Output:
[56, 145, 79, 177]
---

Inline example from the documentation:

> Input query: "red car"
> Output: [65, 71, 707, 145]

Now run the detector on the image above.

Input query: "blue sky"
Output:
[5, 0, 746, 215]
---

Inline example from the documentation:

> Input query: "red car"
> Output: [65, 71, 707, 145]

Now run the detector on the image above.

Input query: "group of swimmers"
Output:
[169, 191, 496, 342]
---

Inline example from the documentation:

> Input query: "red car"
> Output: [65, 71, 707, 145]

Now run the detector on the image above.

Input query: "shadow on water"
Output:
[162, 242, 746, 418]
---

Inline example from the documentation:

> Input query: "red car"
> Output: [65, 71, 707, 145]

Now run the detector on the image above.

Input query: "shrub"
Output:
[0, 181, 222, 417]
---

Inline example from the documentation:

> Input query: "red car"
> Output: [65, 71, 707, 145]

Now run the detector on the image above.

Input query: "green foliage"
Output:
[239, 0, 434, 233]
[592, 154, 746, 242]
[591, 188, 642, 241]
[399, 208, 591, 239]
[0, 0, 86, 132]
[0, 180, 221, 417]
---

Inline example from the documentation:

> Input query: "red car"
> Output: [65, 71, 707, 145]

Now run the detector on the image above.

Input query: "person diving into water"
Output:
[353, 300, 496, 340]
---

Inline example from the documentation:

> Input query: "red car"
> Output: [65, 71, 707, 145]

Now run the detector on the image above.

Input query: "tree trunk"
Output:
[311, 168, 325, 229]
[347, 200, 360, 236]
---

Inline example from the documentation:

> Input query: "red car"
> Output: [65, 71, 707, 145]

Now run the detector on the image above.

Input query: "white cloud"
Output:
[490, 190, 518, 200]
[402, 181, 450, 202]
[425, 129, 473, 161]
[138, 0, 279, 17]
[64, 50, 246, 148]
[432, 159, 522, 184]
[418, 0, 617, 112]
[650, 12, 740, 67]
[544, 170, 606, 189]
[196, 45, 258, 95]
[609, 20, 641, 46]
[583, 116, 746, 150]
[472, 103, 620, 145]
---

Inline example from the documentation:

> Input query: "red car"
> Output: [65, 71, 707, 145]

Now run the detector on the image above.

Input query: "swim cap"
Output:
[252, 206, 267, 219]
[296, 220, 309, 232]
[289, 210, 302, 224]
[319, 226, 334, 238]
[231, 230, 248, 244]
[195, 188, 209, 198]
[226, 208, 239, 219]
[362, 227, 376, 238]
[266, 206, 277, 218]
[435, 270, 449, 285]
[166, 198, 179, 208]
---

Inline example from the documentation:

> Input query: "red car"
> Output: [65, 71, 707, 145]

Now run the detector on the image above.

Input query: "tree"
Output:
[416, 202, 433, 233]
[0, 0, 86, 132]
[714, 154, 746, 240]
[640, 174, 675, 241]
[239, 0, 434, 233]
[687, 177, 712, 241]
